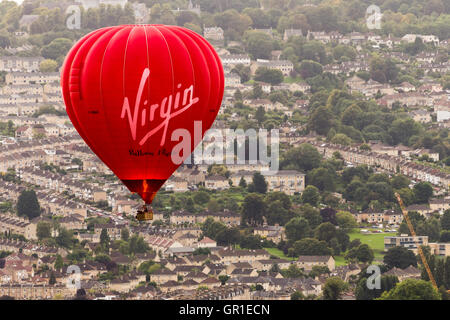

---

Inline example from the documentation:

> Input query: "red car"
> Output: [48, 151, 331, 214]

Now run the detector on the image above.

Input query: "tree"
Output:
[440, 230, 450, 242]
[231, 65, 251, 83]
[356, 274, 399, 300]
[369, 56, 398, 83]
[100, 229, 110, 247]
[238, 176, 247, 188]
[39, 59, 58, 72]
[55, 228, 73, 249]
[255, 106, 266, 125]
[214, 9, 252, 40]
[280, 264, 306, 278]
[332, 44, 357, 61]
[54, 255, 63, 271]
[404, 37, 426, 55]
[185, 197, 195, 213]
[378, 279, 440, 300]
[298, 60, 323, 79]
[265, 192, 291, 210]
[315, 222, 337, 243]
[266, 201, 290, 225]
[442, 210, 450, 231]
[241, 193, 266, 226]
[216, 227, 241, 246]
[322, 277, 349, 300]
[345, 244, 374, 263]
[121, 228, 130, 241]
[307, 167, 336, 191]
[193, 191, 210, 205]
[336, 211, 357, 231]
[331, 133, 352, 146]
[49, 271, 56, 285]
[383, 246, 417, 269]
[296, 204, 322, 229]
[37, 221, 52, 240]
[309, 265, 330, 278]
[285, 217, 311, 242]
[202, 218, 227, 240]
[281, 143, 322, 172]
[41, 38, 73, 60]
[291, 238, 332, 256]
[391, 175, 410, 190]
[435, 258, 445, 288]
[301, 185, 320, 206]
[413, 182, 433, 204]
[291, 291, 305, 300]
[388, 118, 422, 146]
[193, 247, 211, 256]
[308, 106, 334, 135]
[219, 275, 230, 285]
[245, 31, 273, 59]
[248, 172, 267, 194]
[207, 199, 221, 212]
[445, 257, 450, 289]
[252, 83, 263, 98]
[254, 67, 284, 85]
[17, 190, 41, 220]
[240, 235, 263, 250]
[320, 208, 337, 225]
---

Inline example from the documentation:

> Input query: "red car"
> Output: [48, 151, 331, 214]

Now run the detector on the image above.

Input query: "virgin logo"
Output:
[121, 68, 200, 146]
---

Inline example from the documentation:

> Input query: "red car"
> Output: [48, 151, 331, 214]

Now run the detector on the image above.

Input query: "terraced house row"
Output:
[304, 140, 450, 189]
[169, 210, 241, 226]
[18, 167, 107, 202]
[0, 135, 83, 173]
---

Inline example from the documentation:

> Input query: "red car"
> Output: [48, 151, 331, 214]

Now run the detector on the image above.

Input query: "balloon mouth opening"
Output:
[121, 179, 165, 204]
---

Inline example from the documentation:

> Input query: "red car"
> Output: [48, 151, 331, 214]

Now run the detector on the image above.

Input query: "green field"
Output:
[264, 247, 296, 261]
[333, 231, 395, 266]
[267, 230, 396, 266]
[334, 255, 347, 267]
[348, 230, 396, 262]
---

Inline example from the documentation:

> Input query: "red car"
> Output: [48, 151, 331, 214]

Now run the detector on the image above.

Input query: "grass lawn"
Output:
[334, 255, 347, 267]
[332, 230, 397, 266]
[284, 76, 303, 83]
[348, 230, 396, 263]
[265, 230, 396, 266]
[264, 247, 296, 261]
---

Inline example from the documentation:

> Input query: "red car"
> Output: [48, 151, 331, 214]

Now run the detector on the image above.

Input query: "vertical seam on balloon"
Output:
[66, 28, 114, 169]
[172, 26, 212, 161]
[183, 28, 222, 132]
[152, 25, 174, 153]
[99, 27, 128, 174]
[161, 26, 198, 165]
[122, 27, 135, 178]
[143, 25, 150, 185]
[153, 25, 174, 91]
[198, 33, 224, 125]
[161, 26, 196, 89]
[63, 29, 104, 143]
[123, 26, 135, 103]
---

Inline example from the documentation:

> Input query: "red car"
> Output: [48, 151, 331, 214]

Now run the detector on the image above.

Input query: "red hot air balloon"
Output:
[61, 25, 224, 218]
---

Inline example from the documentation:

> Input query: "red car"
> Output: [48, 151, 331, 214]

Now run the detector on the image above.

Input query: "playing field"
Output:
[333, 230, 397, 266]
[265, 230, 396, 266]
[348, 230, 396, 262]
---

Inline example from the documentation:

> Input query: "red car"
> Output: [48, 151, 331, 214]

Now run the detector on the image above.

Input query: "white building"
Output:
[401, 34, 439, 46]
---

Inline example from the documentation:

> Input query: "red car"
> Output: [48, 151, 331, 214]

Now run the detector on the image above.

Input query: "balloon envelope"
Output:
[61, 25, 224, 203]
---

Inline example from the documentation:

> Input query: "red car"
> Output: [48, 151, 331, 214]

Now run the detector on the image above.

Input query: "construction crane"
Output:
[394, 192, 438, 290]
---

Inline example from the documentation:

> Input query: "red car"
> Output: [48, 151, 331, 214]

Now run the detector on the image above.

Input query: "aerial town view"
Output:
[0, 0, 449, 309]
